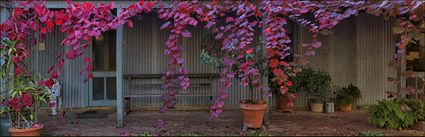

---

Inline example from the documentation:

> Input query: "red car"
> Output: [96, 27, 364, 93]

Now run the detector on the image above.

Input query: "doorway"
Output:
[89, 30, 117, 106]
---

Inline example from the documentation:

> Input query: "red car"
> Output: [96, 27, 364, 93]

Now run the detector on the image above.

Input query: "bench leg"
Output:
[124, 97, 132, 115]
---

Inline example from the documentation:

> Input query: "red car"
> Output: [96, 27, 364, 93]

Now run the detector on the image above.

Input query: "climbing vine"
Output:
[1, 0, 425, 130]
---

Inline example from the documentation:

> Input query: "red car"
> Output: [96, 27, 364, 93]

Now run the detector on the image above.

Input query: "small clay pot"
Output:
[310, 102, 324, 113]
[278, 95, 294, 113]
[339, 104, 352, 112]
[240, 101, 267, 129]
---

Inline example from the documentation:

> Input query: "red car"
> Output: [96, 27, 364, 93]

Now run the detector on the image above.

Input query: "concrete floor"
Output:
[38, 108, 424, 136]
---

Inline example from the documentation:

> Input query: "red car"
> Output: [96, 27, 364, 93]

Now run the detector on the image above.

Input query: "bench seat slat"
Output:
[124, 73, 220, 79]
[124, 94, 218, 97]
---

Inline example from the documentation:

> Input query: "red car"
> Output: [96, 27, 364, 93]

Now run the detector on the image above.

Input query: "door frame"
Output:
[89, 71, 116, 106]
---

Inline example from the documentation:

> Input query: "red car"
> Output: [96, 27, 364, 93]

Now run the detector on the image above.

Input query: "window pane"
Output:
[93, 31, 116, 71]
[93, 77, 105, 100]
[407, 43, 425, 72]
[106, 77, 117, 100]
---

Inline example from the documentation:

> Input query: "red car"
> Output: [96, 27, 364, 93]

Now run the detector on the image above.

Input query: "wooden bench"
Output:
[124, 73, 219, 113]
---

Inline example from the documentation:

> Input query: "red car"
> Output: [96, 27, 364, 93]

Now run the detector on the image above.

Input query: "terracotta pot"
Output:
[240, 102, 267, 129]
[339, 104, 352, 112]
[278, 95, 294, 113]
[310, 102, 324, 113]
[9, 124, 44, 136]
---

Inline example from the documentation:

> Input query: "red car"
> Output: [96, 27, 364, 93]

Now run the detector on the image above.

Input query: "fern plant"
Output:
[366, 100, 416, 130]
[302, 68, 332, 103]
[336, 84, 362, 105]
[403, 99, 425, 121]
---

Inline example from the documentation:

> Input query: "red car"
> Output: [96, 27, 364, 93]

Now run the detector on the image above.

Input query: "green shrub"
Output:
[302, 68, 332, 103]
[366, 100, 416, 130]
[336, 84, 362, 105]
[358, 131, 384, 136]
[403, 99, 425, 121]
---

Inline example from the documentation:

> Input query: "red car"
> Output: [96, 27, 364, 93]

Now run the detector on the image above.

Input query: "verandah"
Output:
[0, 0, 424, 132]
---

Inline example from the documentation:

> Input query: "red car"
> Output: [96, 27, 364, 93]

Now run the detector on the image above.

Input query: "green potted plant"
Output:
[302, 68, 332, 113]
[324, 85, 339, 113]
[0, 39, 50, 136]
[201, 42, 268, 129]
[336, 84, 362, 112]
[269, 66, 301, 113]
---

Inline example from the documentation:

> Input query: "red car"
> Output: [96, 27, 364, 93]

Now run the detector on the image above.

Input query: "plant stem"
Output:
[19, 112, 30, 128]
[248, 76, 254, 102]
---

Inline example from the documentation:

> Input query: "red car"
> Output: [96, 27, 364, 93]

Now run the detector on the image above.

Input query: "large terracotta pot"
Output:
[9, 124, 44, 136]
[240, 101, 267, 129]
[310, 102, 324, 113]
[278, 95, 294, 113]
[339, 104, 352, 112]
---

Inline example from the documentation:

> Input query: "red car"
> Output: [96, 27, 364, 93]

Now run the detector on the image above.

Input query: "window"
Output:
[407, 43, 425, 72]
[92, 30, 116, 71]
[92, 9, 116, 71]
[284, 19, 295, 62]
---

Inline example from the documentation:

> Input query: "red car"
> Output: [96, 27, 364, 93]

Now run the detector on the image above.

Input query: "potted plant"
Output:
[336, 84, 362, 112]
[302, 68, 332, 113]
[0, 39, 50, 136]
[269, 66, 301, 113]
[201, 42, 269, 129]
[324, 85, 339, 113]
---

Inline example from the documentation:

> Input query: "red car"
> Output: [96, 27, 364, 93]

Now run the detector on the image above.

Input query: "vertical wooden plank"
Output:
[116, 8, 125, 128]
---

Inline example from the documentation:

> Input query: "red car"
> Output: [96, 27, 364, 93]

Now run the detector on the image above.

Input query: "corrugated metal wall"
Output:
[25, 12, 396, 109]
[29, 29, 89, 108]
[123, 14, 264, 108]
[355, 14, 396, 105]
[294, 13, 396, 106]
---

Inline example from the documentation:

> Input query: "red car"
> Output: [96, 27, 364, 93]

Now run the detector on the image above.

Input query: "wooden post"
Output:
[116, 7, 125, 128]
[1, 7, 10, 96]
[261, 13, 270, 126]
[1, 7, 10, 23]
[398, 52, 407, 98]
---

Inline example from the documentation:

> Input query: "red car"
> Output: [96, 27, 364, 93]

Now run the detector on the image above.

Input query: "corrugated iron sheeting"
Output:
[294, 13, 396, 106]
[356, 14, 396, 105]
[29, 28, 89, 108]
[26, 12, 397, 109]
[123, 14, 269, 108]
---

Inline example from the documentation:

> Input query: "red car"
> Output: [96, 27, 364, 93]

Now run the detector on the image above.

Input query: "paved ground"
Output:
[39, 108, 424, 136]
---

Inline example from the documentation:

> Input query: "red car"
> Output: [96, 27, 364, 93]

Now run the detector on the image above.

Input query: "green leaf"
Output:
[412, 32, 424, 41]
[392, 26, 403, 34]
